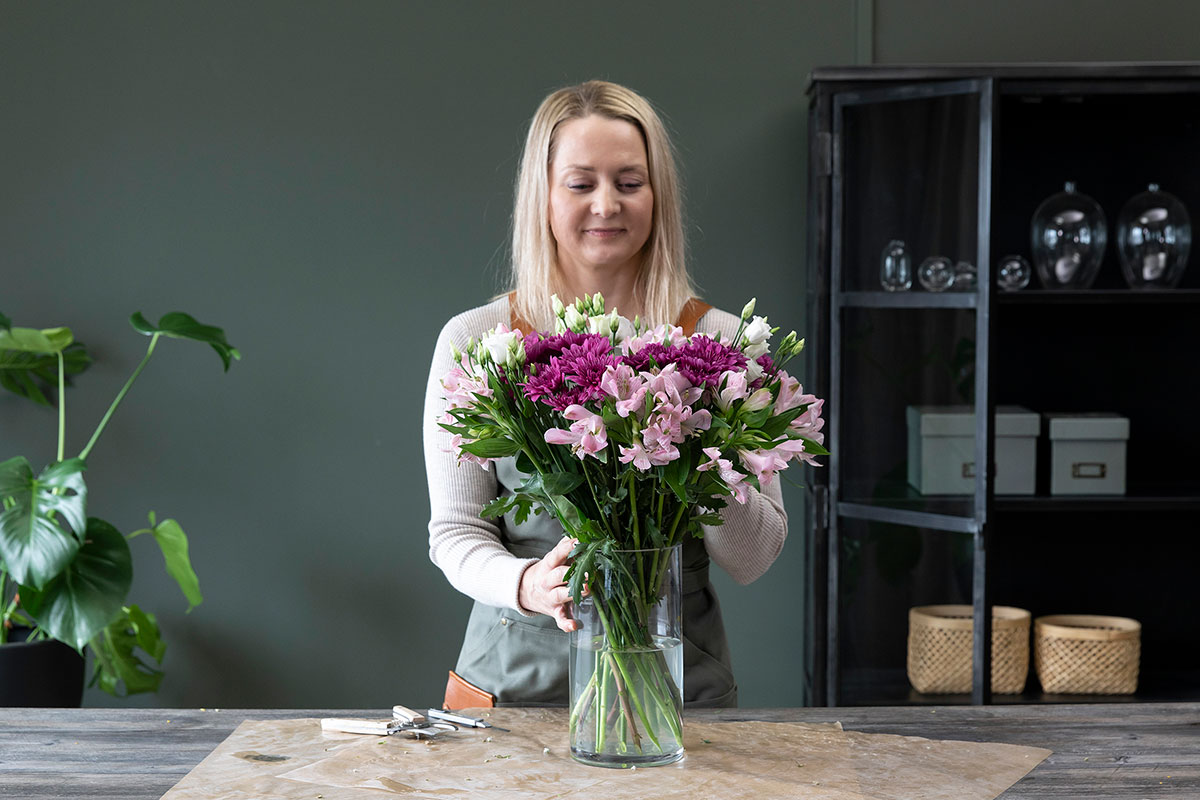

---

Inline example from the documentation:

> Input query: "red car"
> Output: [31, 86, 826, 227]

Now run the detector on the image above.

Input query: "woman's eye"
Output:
[619, 182, 644, 191]
[568, 183, 593, 191]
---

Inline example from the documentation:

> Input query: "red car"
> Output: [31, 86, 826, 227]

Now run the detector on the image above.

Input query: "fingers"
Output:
[546, 535, 576, 567]
[553, 603, 580, 633]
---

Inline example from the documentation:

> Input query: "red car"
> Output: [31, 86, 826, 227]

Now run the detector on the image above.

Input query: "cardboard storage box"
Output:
[1046, 413, 1129, 495]
[907, 405, 1039, 495]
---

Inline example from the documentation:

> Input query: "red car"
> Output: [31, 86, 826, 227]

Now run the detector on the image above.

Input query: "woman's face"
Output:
[548, 115, 654, 285]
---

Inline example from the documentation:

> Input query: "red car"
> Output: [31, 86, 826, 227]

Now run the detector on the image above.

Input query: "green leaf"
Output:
[459, 437, 521, 458]
[663, 449, 691, 502]
[88, 604, 164, 696]
[798, 437, 831, 456]
[480, 495, 518, 519]
[25, 517, 132, 651]
[0, 325, 73, 355]
[759, 406, 806, 440]
[128, 514, 202, 612]
[0, 311, 10, 330]
[0, 457, 87, 587]
[129, 311, 241, 372]
[540, 471, 583, 497]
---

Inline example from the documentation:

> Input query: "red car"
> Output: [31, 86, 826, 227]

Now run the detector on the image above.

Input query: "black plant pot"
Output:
[0, 628, 85, 707]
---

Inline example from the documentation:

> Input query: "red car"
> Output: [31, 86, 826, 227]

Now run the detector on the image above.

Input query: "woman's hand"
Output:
[518, 536, 580, 632]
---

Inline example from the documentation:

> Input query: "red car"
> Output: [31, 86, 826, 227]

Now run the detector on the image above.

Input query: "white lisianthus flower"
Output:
[744, 340, 769, 359]
[587, 313, 613, 335]
[612, 314, 636, 345]
[743, 315, 772, 345]
[481, 328, 523, 367]
[563, 305, 587, 332]
[745, 357, 764, 383]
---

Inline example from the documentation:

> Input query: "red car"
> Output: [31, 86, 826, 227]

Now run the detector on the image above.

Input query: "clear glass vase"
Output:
[568, 543, 683, 768]
[1030, 181, 1107, 289]
[1116, 183, 1191, 289]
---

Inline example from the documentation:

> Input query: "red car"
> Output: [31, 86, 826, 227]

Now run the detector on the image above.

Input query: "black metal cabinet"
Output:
[805, 64, 1200, 706]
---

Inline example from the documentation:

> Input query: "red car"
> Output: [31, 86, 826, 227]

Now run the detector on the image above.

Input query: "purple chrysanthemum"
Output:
[522, 358, 571, 409]
[622, 342, 680, 373]
[673, 337, 747, 388]
[751, 353, 777, 389]
[557, 337, 621, 405]
[524, 330, 590, 365]
[522, 334, 618, 410]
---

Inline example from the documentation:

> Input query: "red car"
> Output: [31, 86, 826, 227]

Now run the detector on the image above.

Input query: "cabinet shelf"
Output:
[997, 289, 1200, 305]
[841, 668, 1200, 707]
[839, 291, 977, 309]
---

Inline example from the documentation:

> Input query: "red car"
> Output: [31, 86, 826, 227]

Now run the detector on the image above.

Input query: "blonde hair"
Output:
[508, 80, 696, 331]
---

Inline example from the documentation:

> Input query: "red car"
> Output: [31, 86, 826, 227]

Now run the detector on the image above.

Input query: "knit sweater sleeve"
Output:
[694, 308, 790, 585]
[423, 300, 538, 612]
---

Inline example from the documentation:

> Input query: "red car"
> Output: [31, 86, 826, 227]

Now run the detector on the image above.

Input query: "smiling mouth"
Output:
[585, 228, 625, 238]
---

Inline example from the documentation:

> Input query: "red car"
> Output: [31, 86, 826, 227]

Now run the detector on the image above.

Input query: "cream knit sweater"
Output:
[423, 296, 788, 616]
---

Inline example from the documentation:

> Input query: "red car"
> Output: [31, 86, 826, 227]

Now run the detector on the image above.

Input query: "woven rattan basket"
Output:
[1034, 615, 1140, 694]
[907, 605, 1031, 694]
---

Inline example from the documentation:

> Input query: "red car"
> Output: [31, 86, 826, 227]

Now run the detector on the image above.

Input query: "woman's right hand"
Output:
[518, 536, 580, 632]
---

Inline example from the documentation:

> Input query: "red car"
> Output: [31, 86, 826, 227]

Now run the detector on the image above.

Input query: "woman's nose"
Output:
[591, 184, 619, 217]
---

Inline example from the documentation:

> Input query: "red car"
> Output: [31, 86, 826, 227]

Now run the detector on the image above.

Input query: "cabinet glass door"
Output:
[831, 80, 994, 529]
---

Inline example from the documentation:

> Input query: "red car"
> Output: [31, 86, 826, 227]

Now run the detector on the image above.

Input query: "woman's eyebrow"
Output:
[561, 164, 647, 172]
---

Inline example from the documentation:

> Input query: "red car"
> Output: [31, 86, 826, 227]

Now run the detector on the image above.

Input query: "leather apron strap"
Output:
[507, 291, 712, 335]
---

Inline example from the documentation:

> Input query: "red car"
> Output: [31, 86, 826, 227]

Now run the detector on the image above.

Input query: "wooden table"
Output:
[1, 704, 1197, 798]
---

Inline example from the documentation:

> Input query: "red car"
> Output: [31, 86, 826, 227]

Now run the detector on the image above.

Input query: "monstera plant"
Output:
[0, 310, 239, 696]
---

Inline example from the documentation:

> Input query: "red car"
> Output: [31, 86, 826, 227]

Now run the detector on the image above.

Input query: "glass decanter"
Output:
[1030, 181, 1107, 289]
[880, 239, 912, 292]
[1116, 183, 1191, 290]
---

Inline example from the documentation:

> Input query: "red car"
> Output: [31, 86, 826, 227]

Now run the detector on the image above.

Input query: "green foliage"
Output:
[89, 604, 165, 696]
[0, 457, 87, 588]
[130, 312, 241, 371]
[0, 309, 237, 696]
[0, 344, 91, 406]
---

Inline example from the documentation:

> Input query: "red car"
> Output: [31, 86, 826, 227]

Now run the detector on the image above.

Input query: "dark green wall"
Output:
[1, 1, 854, 708]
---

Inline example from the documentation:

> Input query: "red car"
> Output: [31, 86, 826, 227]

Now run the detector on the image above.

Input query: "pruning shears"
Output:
[320, 705, 459, 739]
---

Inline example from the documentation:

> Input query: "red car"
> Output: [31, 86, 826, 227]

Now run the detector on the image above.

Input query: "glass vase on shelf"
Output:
[880, 239, 913, 291]
[997, 255, 1032, 292]
[917, 256, 954, 292]
[569, 543, 683, 769]
[1030, 181, 1107, 290]
[952, 261, 977, 291]
[1116, 183, 1191, 290]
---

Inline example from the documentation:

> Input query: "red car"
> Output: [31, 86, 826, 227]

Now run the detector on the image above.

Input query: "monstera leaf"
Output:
[89, 604, 165, 696]
[21, 517, 132, 652]
[130, 312, 240, 371]
[0, 457, 87, 588]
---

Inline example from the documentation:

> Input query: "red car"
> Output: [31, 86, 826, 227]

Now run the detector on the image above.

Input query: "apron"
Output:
[453, 296, 737, 708]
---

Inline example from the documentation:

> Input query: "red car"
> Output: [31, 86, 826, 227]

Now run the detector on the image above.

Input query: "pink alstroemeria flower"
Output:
[441, 365, 492, 409]
[645, 363, 703, 408]
[619, 427, 680, 470]
[790, 397, 826, 445]
[716, 370, 749, 411]
[738, 447, 790, 487]
[544, 404, 608, 459]
[697, 446, 750, 504]
[599, 363, 648, 418]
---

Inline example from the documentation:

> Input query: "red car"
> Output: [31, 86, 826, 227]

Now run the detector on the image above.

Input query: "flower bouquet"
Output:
[438, 295, 825, 767]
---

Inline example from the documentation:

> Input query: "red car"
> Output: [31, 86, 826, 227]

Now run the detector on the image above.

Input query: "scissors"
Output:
[320, 705, 459, 739]
[427, 708, 510, 733]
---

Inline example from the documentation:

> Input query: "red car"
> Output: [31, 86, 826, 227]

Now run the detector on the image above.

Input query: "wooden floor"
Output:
[1, 703, 1197, 798]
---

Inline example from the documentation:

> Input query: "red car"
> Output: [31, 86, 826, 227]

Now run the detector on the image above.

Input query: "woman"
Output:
[422, 80, 787, 708]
